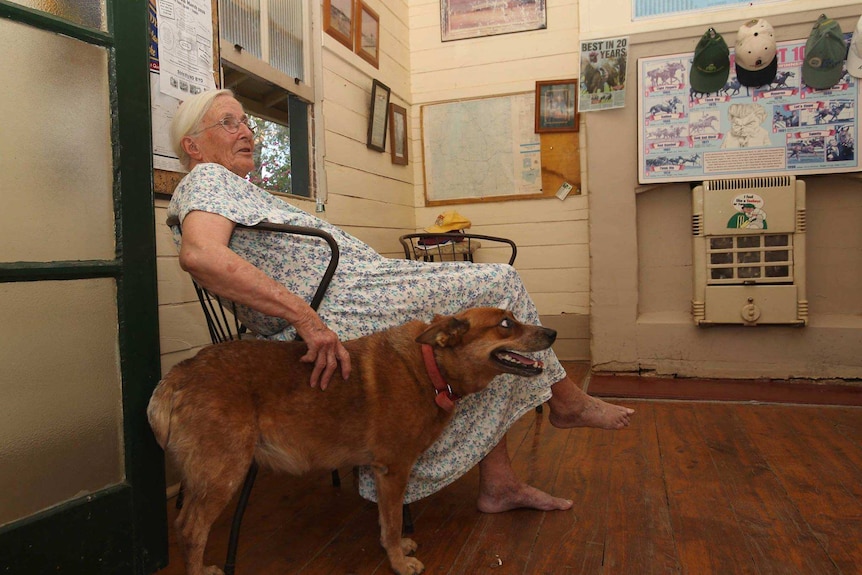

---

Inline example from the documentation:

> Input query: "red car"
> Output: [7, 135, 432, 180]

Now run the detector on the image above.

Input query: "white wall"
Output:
[157, 0, 862, 376]
[157, 0, 414, 374]
[407, 0, 590, 357]
[157, 0, 595, 371]
[586, 7, 862, 378]
[319, 0, 415, 258]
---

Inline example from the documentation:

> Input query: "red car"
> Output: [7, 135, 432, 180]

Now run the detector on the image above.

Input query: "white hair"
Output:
[170, 89, 235, 169]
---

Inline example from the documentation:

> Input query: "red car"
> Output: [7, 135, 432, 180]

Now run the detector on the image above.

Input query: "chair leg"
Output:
[331, 469, 341, 487]
[402, 503, 414, 535]
[223, 461, 259, 575]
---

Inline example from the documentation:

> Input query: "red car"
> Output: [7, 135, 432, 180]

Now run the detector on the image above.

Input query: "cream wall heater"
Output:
[692, 176, 807, 326]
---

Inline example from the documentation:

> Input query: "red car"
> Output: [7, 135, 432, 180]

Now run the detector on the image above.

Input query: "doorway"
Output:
[0, 1, 166, 572]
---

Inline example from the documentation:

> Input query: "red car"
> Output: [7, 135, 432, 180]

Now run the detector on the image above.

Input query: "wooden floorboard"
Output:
[602, 404, 678, 575]
[696, 404, 836, 575]
[655, 403, 760, 575]
[155, 366, 862, 575]
[738, 407, 862, 575]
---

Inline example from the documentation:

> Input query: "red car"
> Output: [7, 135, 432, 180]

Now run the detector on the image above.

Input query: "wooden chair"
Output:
[399, 232, 517, 265]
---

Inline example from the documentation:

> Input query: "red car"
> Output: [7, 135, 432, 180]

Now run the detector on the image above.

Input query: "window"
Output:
[248, 114, 293, 194]
[218, 0, 314, 198]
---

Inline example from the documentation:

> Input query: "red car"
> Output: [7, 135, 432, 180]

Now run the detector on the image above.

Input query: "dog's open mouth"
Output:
[492, 349, 545, 376]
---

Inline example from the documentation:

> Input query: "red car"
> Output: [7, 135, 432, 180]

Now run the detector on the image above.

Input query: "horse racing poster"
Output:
[637, 36, 860, 184]
[579, 37, 628, 112]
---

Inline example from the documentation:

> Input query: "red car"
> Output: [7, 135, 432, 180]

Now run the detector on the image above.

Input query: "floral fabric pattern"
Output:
[167, 163, 566, 503]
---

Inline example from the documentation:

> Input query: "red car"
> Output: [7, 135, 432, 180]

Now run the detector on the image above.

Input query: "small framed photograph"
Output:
[367, 79, 391, 152]
[535, 79, 579, 133]
[389, 103, 408, 165]
[356, 1, 380, 68]
[324, 0, 354, 50]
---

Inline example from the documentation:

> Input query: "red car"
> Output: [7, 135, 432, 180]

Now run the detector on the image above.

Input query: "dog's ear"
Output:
[416, 316, 470, 348]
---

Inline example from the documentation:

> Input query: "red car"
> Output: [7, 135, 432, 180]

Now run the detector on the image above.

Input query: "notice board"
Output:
[421, 93, 579, 205]
[638, 36, 860, 184]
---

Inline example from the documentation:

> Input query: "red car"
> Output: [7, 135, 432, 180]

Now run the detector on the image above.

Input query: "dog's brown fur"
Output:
[148, 307, 556, 575]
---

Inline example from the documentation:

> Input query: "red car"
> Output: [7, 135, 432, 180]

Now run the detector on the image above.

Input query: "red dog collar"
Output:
[421, 344, 460, 412]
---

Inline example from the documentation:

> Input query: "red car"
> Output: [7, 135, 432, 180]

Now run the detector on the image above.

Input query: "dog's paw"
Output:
[203, 566, 225, 575]
[400, 537, 418, 555]
[391, 556, 424, 575]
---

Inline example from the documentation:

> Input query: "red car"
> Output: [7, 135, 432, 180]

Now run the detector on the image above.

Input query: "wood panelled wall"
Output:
[319, 0, 414, 259]
[156, 0, 590, 378]
[407, 0, 589, 357]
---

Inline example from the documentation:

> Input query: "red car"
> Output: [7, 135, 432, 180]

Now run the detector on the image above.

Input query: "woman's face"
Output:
[187, 96, 256, 176]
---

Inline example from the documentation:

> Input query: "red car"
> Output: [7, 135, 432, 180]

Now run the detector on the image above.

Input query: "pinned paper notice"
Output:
[556, 182, 573, 200]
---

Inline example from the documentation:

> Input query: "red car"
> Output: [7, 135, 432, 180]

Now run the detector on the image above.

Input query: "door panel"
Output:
[0, 0, 166, 572]
[0, 19, 115, 263]
[1, 279, 123, 526]
[4, 0, 106, 30]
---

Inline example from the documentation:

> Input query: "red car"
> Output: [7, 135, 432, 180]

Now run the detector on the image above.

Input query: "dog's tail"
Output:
[147, 377, 175, 449]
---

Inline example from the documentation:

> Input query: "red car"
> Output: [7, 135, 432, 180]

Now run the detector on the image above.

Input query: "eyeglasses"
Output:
[194, 114, 257, 135]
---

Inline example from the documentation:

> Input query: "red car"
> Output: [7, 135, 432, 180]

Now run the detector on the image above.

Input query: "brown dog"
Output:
[148, 307, 556, 575]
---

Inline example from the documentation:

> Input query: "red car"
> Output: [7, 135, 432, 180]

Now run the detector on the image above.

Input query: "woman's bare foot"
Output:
[477, 437, 573, 514]
[547, 376, 634, 430]
[477, 482, 573, 514]
[548, 393, 634, 430]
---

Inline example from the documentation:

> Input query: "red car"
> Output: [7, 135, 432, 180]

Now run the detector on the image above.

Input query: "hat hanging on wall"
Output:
[690, 28, 731, 93]
[847, 15, 862, 78]
[802, 14, 847, 89]
[735, 18, 778, 87]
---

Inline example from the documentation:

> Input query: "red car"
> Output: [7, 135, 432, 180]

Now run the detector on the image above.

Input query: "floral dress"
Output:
[167, 163, 566, 503]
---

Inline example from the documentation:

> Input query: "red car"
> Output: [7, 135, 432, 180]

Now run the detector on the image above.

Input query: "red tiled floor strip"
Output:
[587, 374, 862, 406]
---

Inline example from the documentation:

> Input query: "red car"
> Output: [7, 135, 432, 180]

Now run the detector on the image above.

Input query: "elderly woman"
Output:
[167, 89, 633, 510]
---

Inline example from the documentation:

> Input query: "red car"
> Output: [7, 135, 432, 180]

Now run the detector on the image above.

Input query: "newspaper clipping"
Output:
[579, 36, 628, 112]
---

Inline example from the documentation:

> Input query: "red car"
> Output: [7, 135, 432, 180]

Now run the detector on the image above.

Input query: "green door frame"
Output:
[0, 1, 166, 573]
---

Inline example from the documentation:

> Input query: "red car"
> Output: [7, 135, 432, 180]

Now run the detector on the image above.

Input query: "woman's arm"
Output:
[178, 210, 351, 389]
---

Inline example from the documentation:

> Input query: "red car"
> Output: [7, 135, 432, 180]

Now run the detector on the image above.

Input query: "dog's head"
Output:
[415, 307, 556, 397]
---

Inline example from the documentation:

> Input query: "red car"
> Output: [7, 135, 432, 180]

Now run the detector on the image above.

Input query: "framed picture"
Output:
[389, 103, 408, 165]
[535, 79, 579, 133]
[356, 1, 380, 68]
[441, 0, 546, 42]
[367, 79, 391, 152]
[324, 0, 354, 50]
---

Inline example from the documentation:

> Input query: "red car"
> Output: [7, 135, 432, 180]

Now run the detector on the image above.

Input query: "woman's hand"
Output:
[294, 313, 352, 390]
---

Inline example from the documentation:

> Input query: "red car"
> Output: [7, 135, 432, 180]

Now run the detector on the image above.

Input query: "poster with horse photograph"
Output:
[579, 36, 628, 112]
[637, 36, 860, 184]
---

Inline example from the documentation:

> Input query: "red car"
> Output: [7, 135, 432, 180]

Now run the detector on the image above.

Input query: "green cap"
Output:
[690, 28, 730, 94]
[802, 14, 847, 90]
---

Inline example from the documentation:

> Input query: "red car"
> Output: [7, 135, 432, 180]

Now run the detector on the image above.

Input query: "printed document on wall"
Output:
[156, 0, 216, 101]
[638, 36, 859, 184]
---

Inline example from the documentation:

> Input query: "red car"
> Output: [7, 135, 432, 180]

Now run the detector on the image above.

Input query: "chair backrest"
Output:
[166, 215, 340, 344]
[399, 232, 517, 266]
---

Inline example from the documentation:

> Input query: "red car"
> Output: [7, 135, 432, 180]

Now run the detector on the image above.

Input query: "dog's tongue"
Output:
[499, 351, 544, 369]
